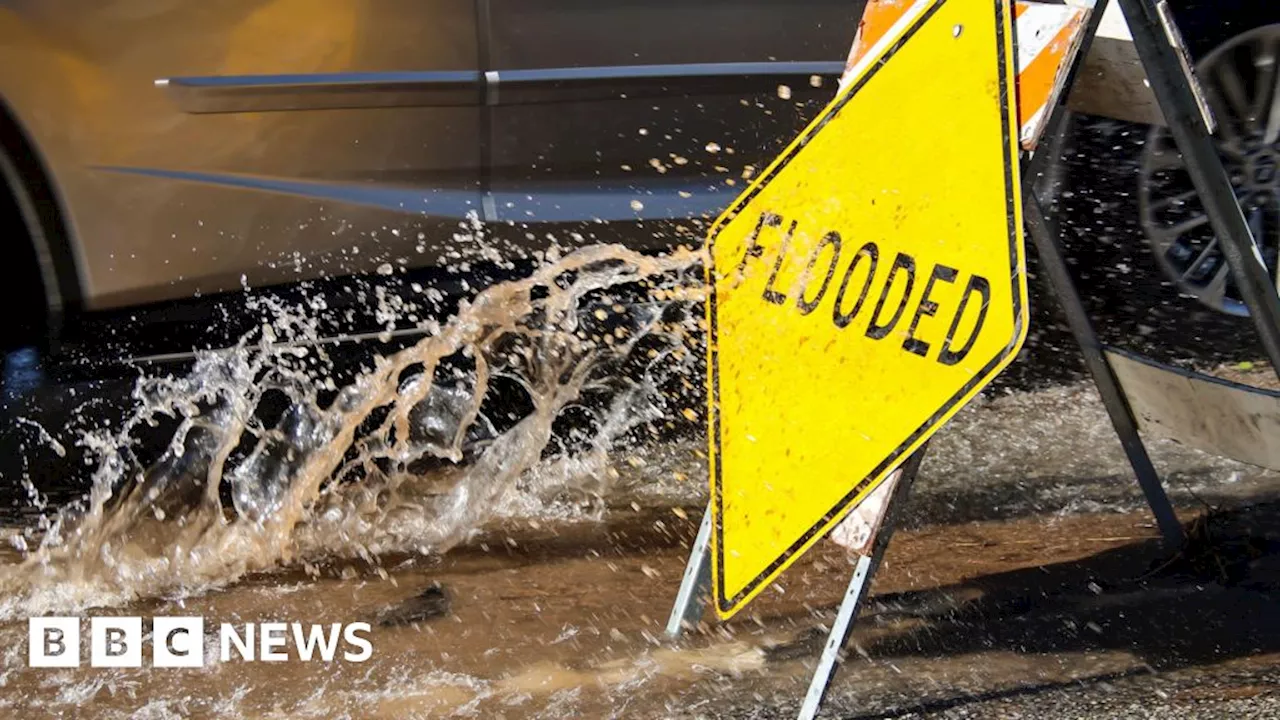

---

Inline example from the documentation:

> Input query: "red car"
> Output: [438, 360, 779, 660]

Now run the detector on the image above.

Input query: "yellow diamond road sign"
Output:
[706, 0, 1027, 618]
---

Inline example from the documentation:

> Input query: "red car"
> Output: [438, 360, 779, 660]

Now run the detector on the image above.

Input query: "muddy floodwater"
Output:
[3, 246, 1280, 718]
[5, 379, 1280, 718]
[2, 505, 1264, 719]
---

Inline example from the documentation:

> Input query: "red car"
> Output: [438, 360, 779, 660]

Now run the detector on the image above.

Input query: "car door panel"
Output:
[484, 0, 862, 239]
[0, 0, 483, 310]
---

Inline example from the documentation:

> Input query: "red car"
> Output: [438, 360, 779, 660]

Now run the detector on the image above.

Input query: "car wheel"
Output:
[1139, 16, 1280, 316]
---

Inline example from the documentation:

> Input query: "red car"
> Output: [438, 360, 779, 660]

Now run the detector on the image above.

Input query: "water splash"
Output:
[0, 244, 705, 618]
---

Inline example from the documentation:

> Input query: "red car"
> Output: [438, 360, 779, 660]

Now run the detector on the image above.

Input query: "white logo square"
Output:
[29, 617, 80, 668]
[153, 617, 205, 668]
[90, 616, 143, 668]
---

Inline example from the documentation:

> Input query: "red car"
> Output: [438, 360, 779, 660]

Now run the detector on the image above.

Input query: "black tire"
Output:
[0, 101, 73, 354]
[0, 152, 48, 351]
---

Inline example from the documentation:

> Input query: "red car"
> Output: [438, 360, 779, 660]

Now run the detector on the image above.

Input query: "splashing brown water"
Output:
[0, 244, 705, 618]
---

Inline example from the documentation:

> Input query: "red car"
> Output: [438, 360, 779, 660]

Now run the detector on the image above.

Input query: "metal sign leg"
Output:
[1018, 0, 1183, 549]
[796, 446, 926, 720]
[796, 552, 878, 720]
[1024, 195, 1186, 548]
[666, 505, 712, 638]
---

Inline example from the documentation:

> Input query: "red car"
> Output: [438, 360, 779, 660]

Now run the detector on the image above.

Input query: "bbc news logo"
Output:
[29, 617, 373, 668]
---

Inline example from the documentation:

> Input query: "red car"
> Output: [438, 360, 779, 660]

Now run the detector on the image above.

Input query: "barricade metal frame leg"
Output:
[665, 505, 712, 637]
[795, 447, 925, 720]
[665, 447, 926, 643]
[1024, 191, 1186, 547]
[1017, 0, 1188, 547]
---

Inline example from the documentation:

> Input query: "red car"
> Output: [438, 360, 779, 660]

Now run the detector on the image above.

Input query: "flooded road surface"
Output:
[4, 500, 1280, 718]
[3, 244, 1280, 718]
[4, 375, 1280, 718]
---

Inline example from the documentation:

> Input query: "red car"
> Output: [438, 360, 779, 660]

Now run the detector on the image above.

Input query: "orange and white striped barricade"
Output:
[844, 0, 1090, 149]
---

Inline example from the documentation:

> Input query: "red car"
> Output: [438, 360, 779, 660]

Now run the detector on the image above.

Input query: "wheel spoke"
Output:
[1180, 237, 1220, 282]
[1254, 36, 1280, 144]
[1250, 202, 1266, 247]
[1165, 213, 1210, 240]
[1148, 187, 1199, 211]
[1203, 70, 1245, 145]
[1252, 36, 1278, 112]
[1215, 61, 1256, 132]
[1204, 259, 1232, 299]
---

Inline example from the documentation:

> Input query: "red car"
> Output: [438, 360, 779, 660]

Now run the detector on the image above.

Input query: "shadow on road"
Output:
[867, 500, 1280, 673]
